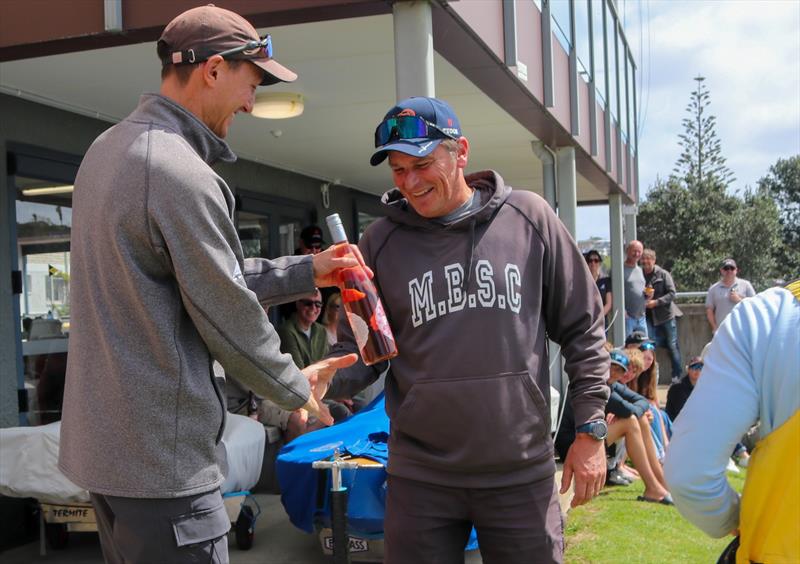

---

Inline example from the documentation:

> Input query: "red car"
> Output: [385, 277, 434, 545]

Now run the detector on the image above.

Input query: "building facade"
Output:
[0, 0, 641, 427]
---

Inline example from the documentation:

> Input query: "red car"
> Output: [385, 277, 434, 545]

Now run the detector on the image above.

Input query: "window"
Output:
[592, 0, 606, 105]
[606, 1, 618, 120]
[15, 174, 74, 426]
[575, 0, 591, 83]
[551, 0, 572, 52]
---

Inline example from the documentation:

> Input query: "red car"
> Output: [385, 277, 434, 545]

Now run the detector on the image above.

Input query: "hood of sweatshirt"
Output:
[380, 170, 511, 231]
[379, 170, 511, 291]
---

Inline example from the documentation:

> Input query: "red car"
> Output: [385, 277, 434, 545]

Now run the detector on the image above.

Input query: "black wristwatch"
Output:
[576, 419, 608, 441]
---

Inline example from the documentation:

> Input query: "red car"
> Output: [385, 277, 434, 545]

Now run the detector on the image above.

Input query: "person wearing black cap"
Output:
[57, 6, 363, 563]
[297, 224, 325, 255]
[705, 258, 756, 333]
[326, 97, 609, 563]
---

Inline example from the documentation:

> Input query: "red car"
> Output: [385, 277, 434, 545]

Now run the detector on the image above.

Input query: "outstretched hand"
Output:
[300, 353, 359, 426]
[312, 244, 373, 288]
[560, 435, 606, 508]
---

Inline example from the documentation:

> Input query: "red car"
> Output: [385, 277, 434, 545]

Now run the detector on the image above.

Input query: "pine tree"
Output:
[673, 76, 735, 189]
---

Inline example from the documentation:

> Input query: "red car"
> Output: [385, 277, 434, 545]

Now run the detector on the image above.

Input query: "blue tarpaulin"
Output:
[276, 393, 478, 550]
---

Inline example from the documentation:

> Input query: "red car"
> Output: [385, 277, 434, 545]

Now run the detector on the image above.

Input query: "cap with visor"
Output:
[370, 97, 461, 166]
[158, 5, 296, 86]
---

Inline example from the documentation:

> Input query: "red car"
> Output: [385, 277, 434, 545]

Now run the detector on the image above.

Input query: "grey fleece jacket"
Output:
[59, 94, 314, 498]
[328, 171, 610, 488]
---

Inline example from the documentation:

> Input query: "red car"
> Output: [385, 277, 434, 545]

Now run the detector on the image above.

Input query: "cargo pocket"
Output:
[171, 500, 230, 548]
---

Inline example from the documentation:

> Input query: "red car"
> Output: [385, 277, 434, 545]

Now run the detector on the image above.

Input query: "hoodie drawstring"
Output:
[462, 217, 477, 293]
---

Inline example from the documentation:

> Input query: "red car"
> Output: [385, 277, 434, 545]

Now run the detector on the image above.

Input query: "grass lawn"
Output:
[564, 470, 746, 563]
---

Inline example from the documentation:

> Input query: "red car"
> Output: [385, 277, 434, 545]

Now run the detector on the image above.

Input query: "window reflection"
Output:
[16, 177, 73, 425]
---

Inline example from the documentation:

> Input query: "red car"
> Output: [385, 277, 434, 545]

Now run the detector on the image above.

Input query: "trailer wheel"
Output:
[235, 505, 255, 550]
[45, 523, 69, 550]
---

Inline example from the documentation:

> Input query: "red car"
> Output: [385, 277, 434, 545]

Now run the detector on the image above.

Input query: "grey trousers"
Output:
[384, 474, 564, 564]
[90, 489, 230, 564]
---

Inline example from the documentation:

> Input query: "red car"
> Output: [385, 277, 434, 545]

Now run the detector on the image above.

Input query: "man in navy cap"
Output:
[327, 97, 609, 563]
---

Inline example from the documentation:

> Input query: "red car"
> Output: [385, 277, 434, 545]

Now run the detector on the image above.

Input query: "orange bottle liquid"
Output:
[326, 214, 398, 365]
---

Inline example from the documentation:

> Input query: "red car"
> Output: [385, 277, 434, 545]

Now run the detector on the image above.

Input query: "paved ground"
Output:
[1, 493, 485, 563]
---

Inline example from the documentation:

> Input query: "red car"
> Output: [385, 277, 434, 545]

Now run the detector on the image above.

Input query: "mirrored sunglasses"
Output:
[299, 299, 323, 308]
[216, 34, 273, 61]
[374, 115, 456, 148]
[639, 342, 655, 351]
[688, 363, 704, 370]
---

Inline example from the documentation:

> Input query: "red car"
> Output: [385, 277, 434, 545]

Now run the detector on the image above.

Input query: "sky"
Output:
[576, 0, 800, 241]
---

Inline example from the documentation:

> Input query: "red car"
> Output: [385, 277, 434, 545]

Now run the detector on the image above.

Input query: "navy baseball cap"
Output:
[370, 97, 462, 166]
[609, 349, 630, 371]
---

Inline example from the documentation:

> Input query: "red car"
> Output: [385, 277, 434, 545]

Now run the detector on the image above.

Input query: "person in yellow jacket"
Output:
[664, 280, 800, 563]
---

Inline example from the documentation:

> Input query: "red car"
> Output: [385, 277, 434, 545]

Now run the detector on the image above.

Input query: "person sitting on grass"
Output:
[625, 332, 672, 461]
[556, 349, 673, 504]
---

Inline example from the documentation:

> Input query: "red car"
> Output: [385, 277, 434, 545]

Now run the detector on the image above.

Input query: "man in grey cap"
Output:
[58, 6, 361, 563]
[705, 258, 756, 333]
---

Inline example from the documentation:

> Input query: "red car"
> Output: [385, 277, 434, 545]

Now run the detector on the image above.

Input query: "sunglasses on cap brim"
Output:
[173, 35, 273, 66]
[639, 342, 655, 351]
[216, 34, 272, 60]
[689, 363, 704, 370]
[374, 115, 456, 148]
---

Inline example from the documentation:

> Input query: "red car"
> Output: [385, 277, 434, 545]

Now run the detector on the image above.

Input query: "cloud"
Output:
[635, 0, 800, 193]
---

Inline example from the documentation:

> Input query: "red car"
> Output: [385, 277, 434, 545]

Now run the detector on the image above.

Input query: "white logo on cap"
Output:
[418, 141, 433, 153]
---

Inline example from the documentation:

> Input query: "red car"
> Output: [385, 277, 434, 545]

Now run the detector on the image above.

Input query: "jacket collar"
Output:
[132, 94, 237, 165]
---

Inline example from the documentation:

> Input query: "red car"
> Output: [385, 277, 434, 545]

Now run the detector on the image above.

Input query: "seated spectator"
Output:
[555, 349, 673, 504]
[320, 290, 342, 347]
[625, 331, 672, 461]
[665, 355, 704, 421]
[277, 289, 329, 369]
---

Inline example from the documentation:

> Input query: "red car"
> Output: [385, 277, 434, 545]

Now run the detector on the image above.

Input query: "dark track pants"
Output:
[90, 489, 230, 564]
[384, 474, 564, 564]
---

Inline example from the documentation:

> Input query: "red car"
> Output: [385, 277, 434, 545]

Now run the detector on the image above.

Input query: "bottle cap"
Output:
[325, 213, 348, 244]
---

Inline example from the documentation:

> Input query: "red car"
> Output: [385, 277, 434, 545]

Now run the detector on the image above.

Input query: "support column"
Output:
[609, 194, 626, 346]
[531, 142, 562, 408]
[624, 208, 637, 244]
[393, 1, 435, 100]
[556, 147, 577, 238]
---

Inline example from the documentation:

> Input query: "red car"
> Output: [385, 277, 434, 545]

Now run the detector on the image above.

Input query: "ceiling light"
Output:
[22, 185, 74, 196]
[252, 92, 304, 119]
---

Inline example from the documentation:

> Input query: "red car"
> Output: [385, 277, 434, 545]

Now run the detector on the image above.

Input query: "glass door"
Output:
[14, 176, 73, 425]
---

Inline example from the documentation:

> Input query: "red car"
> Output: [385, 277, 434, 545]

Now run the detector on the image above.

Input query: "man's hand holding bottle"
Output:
[311, 244, 373, 288]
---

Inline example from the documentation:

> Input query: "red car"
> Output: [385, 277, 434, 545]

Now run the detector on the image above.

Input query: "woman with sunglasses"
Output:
[584, 250, 613, 327]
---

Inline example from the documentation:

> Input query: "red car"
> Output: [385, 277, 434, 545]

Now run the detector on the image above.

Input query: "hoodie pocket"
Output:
[392, 370, 551, 471]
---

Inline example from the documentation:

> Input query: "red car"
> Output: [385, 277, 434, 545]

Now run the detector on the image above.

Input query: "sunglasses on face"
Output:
[299, 299, 323, 309]
[722, 266, 736, 271]
[374, 115, 456, 147]
[689, 363, 704, 370]
[215, 35, 273, 61]
[639, 342, 655, 351]
[586, 258, 601, 264]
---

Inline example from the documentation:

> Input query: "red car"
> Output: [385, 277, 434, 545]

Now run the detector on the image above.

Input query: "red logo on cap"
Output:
[396, 109, 416, 117]
[447, 118, 453, 126]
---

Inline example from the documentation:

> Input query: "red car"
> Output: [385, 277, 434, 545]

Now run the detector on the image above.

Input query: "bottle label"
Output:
[346, 311, 369, 352]
[370, 300, 394, 342]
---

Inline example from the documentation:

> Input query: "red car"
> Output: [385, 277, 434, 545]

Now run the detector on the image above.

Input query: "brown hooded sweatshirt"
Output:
[328, 170, 609, 488]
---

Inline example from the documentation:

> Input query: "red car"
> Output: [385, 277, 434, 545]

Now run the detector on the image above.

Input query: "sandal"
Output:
[636, 495, 674, 506]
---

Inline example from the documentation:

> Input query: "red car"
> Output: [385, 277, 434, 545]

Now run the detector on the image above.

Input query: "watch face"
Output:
[591, 421, 608, 440]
